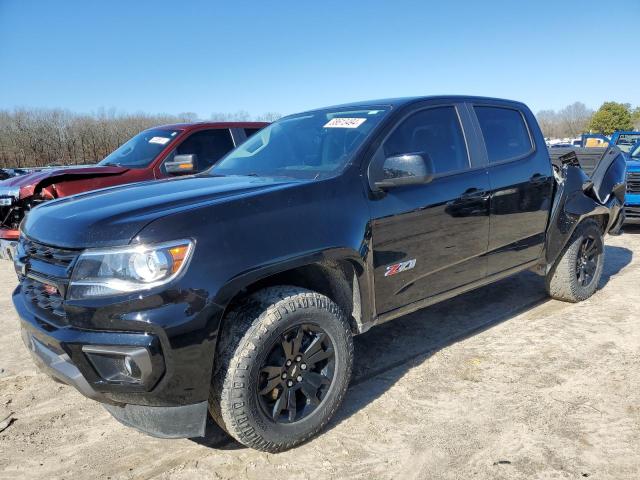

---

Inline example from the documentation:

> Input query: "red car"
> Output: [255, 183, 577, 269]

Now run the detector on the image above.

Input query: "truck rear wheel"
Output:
[545, 219, 604, 302]
[209, 286, 353, 452]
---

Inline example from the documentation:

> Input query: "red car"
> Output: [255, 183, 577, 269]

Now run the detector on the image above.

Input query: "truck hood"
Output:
[626, 157, 640, 173]
[0, 165, 129, 198]
[22, 175, 297, 248]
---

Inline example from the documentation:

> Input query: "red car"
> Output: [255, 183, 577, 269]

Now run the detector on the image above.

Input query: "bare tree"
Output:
[558, 102, 593, 137]
[256, 112, 282, 122]
[0, 109, 206, 168]
[536, 110, 559, 138]
[536, 102, 595, 139]
[210, 110, 251, 122]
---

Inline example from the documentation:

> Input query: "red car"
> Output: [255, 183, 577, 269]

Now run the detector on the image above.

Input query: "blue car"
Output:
[625, 140, 640, 223]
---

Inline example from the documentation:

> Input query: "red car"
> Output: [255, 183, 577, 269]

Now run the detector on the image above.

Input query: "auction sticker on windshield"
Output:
[149, 136, 171, 145]
[324, 118, 367, 129]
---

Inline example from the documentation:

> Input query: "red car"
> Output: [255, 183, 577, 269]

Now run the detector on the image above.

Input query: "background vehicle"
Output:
[623, 140, 640, 223]
[0, 167, 38, 180]
[13, 96, 625, 452]
[0, 122, 268, 259]
[579, 131, 640, 152]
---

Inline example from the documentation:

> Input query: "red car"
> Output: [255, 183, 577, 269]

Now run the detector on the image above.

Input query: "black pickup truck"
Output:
[13, 96, 625, 452]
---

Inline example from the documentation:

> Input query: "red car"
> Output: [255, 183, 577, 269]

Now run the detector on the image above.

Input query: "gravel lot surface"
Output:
[1, 231, 639, 480]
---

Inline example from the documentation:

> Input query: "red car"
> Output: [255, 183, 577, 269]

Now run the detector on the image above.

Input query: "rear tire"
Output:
[545, 219, 605, 302]
[209, 286, 353, 452]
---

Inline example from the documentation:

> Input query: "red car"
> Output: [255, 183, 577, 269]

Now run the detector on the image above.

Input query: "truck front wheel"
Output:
[209, 286, 353, 452]
[545, 219, 605, 302]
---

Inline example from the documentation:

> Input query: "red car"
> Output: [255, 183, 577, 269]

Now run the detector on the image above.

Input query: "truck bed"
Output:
[548, 147, 608, 177]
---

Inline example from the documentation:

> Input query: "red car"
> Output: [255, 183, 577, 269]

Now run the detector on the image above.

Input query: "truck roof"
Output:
[152, 121, 270, 131]
[314, 95, 529, 112]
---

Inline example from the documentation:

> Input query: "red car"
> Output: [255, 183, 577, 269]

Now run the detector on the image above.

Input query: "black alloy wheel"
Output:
[257, 324, 335, 423]
[546, 219, 605, 303]
[209, 286, 353, 452]
[576, 235, 599, 287]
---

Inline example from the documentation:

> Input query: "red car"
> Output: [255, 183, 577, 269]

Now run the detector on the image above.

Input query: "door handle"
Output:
[459, 188, 488, 200]
[530, 174, 549, 185]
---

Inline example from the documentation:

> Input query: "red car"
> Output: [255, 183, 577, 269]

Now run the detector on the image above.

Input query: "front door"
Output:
[369, 105, 490, 315]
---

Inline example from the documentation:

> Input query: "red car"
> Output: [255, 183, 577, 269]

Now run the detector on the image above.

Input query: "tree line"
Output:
[536, 101, 640, 139]
[0, 102, 638, 169]
[0, 108, 281, 168]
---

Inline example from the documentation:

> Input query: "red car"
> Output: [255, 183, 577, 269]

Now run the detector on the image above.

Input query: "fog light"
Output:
[82, 345, 151, 384]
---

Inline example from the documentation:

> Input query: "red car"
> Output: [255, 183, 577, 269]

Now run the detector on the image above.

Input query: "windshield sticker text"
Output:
[149, 136, 171, 145]
[323, 118, 367, 129]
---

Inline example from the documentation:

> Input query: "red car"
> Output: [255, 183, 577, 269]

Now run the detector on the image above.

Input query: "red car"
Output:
[0, 122, 268, 258]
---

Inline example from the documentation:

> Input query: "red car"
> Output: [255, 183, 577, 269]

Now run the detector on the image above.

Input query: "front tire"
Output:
[545, 219, 605, 302]
[209, 286, 353, 452]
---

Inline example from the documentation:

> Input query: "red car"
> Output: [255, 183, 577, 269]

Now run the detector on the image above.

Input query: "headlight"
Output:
[68, 240, 194, 299]
[0, 186, 20, 199]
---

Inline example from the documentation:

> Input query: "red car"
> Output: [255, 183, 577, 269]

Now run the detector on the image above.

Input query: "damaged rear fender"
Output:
[544, 158, 625, 271]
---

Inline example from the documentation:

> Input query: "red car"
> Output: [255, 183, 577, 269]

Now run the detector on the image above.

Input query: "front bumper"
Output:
[21, 328, 107, 402]
[14, 288, 210, 438]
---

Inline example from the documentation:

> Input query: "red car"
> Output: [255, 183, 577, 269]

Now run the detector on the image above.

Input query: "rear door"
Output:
[368, 102, 491, 315]
[472, 104, 554, 275]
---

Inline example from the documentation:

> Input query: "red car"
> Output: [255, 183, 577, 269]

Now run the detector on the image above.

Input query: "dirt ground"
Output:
[1, 230, 639, 480]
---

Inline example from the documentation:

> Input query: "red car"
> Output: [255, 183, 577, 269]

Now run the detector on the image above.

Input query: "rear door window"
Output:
[474, 106, 533, 163]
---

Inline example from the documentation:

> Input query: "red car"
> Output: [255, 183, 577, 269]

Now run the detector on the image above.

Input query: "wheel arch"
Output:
[545, 201, 609, 272]
[213, 249, 373, 338]
[544, 164, 612, 270]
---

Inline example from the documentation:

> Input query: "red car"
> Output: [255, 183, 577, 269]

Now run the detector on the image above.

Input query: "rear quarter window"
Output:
[475, 106, 533, 163]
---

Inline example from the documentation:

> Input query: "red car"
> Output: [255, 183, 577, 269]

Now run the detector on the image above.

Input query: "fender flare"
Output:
[545, 190, 609, 270]
[212, 247, 373, 333]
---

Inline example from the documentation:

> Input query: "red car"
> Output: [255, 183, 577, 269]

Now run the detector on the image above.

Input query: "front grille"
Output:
[626, 172, 640, 194]
[22, 277, 66, 320]
[17, 237, 80, 326]
[22, 237, 77, 267]
[625, 206, 640, 219]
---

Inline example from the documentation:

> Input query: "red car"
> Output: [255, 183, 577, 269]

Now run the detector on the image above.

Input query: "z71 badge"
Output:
[384, 259, 416, 277]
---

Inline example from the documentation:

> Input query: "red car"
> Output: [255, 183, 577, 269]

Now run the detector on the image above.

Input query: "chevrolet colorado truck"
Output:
[13, 96, 625, 452]
[0, 121, 268, 259]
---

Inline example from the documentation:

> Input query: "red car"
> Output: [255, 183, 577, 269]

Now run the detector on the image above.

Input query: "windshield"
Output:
[615, 133, 640, 153]
[99, 128, 180, 168]
[630, 142, 640, 159]
[210, 107, 390, 179]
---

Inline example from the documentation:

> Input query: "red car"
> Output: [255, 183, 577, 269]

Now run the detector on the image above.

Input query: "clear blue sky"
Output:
[1, 0, 638, 118]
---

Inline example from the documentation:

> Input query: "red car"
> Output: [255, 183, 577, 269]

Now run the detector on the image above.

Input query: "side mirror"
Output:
[165, 154, 197, 174]
[374, 153, 434, 190]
